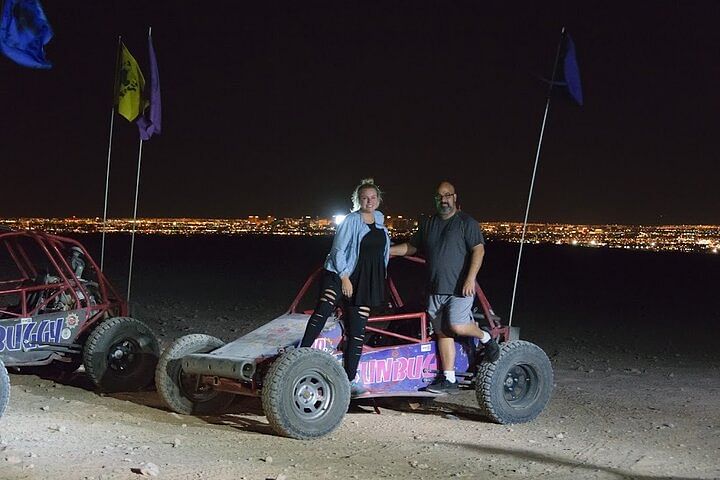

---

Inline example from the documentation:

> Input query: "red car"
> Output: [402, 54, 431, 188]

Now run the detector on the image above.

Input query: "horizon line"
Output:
[1, 216, 720, 228]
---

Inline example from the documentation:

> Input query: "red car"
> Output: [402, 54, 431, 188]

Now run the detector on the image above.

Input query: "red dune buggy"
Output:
[0, 230, 159, 400]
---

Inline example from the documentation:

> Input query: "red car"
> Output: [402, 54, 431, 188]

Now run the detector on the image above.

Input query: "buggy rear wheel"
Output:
[262, 348, 350, 440]
[0, 358, 10, 419]
[155, 334, 235, 415]
[83, 317, 160, 392]
[475, 340, 553, 424]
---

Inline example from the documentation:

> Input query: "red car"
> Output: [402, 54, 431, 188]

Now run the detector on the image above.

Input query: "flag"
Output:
[0, 0, 53, 69]
[561, 33, 583, 106]
[136, 33, 161, 140]
[116, 42, 146, 122]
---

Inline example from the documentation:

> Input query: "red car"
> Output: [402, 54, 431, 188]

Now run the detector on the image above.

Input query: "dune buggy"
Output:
[0, 230, 159, 394]
[0, 357, 8, 419]
[155, 256, 553, 439]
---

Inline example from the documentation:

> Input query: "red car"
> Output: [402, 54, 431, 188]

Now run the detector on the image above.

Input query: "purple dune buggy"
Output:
[0, 230, 160, 406]
[0, 357, 8, 419]
[155, 256, 553, 439]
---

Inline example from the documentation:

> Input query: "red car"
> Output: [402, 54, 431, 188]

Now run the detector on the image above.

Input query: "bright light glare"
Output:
[333, 214, 347, 225]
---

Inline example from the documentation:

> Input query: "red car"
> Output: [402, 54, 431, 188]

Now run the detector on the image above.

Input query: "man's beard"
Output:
[438, 203, 453, 215]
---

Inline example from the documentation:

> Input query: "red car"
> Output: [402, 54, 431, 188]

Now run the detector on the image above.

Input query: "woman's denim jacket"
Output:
[324, 210, 390, 278]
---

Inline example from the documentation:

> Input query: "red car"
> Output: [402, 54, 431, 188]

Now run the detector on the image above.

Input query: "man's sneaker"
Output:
[482, 337, 500, 363]
[425, 378, 459, 395]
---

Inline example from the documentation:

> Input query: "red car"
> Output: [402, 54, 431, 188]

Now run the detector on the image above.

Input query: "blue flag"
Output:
[136, 33, 161, 140]
[562, 34, 583, 106]
[0, 0, 53, 69]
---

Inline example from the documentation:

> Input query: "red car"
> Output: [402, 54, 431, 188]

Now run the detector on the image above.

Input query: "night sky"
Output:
[2, 1, 719, 224]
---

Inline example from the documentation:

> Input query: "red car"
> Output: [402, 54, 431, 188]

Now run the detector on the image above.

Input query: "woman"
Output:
[300, 178, 390, 388]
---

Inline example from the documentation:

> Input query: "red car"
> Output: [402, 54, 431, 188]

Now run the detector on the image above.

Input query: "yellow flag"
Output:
[115, 42, 146, 121]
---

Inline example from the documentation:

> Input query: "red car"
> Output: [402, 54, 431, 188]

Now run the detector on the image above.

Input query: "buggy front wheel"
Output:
[262, 348, 350, 440]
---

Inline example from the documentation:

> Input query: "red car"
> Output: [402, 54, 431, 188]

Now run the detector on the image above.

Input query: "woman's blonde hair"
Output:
[351, 178, 383, 212]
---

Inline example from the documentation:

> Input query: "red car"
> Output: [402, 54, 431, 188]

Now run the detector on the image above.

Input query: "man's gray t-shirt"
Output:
[410, 211, 485, 296]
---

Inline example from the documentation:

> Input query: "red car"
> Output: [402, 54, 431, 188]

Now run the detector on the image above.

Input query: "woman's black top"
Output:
[349, 222, 387, 307]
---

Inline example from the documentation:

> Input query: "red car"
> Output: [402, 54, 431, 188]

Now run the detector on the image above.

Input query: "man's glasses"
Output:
[434, 193, 455, 201]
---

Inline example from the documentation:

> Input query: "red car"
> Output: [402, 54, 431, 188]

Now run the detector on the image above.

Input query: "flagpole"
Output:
[100, 35, 123, 272]
[126, 25, 159, 304]
[508, 26, 566, 328]
[100, 107, 115, 272]
[127, 137, 144, 304]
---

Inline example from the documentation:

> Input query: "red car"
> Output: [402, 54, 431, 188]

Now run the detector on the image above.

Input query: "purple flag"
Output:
[563, 34, 583, 106]
[136, 33, 161, 140]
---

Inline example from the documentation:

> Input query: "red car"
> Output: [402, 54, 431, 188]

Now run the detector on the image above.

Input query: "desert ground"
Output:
[1, 236, 719, 479]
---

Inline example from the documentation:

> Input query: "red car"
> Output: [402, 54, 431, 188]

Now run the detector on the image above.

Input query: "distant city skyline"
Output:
[1, 216, 718, 255]
[4, 214, 720, 227]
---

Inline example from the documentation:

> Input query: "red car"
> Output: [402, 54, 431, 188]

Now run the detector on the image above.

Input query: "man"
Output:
[390, 181, 499, 394]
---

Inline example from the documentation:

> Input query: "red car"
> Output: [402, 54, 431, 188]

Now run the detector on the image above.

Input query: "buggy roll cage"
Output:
[0, 230, 127, 332]
[287, 256, 509, 348]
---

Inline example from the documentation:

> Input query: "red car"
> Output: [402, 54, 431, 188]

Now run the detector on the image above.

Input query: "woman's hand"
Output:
[341, 276, 353, 298]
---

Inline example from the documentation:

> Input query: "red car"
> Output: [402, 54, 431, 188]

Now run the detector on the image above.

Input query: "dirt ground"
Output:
[2, 315, 719, 479]
[1, 239, 719, 479]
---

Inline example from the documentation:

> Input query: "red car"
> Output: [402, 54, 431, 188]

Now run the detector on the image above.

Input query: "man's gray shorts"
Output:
[427, 294, 474, 336]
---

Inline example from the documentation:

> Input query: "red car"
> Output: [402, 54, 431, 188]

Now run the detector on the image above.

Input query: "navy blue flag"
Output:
[0, 0, 53, 69]
[562, 34, 583, 106]
[136, 33, 162, 141]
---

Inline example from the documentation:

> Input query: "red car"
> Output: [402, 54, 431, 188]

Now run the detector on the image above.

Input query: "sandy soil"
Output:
[3, 321, 718, 479]
[1, 239, 719, 479]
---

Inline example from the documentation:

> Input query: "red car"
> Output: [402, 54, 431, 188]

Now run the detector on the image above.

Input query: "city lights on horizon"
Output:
[0, 216, 718, 255]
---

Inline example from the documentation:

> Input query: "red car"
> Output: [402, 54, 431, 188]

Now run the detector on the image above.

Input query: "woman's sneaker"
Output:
[425, 377, 459, 394]
[350, 381, 368, 398]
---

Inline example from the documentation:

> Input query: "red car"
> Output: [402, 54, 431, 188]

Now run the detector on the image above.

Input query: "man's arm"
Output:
[390, 242, 417, 257]
[461, 243, 485, 297]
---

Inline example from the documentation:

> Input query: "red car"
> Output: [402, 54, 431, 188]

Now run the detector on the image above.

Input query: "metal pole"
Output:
[100, 35, 123, 272]
[508, 26, 566, 327]
[127, 137, 144, 304]
[100, 107, 115, 272]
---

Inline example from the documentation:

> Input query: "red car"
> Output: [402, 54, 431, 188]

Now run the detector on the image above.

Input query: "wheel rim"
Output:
[107, 339, 140, 375]
[502, 363, 540, 408]
[291, 368, 334, 420]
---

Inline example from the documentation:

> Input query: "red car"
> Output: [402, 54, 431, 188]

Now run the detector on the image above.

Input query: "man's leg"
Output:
[425, 295, 459, 394]
[436, 333, 456, 381]
[447, 297, 500, 363]
[451, 322, 485, 338]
